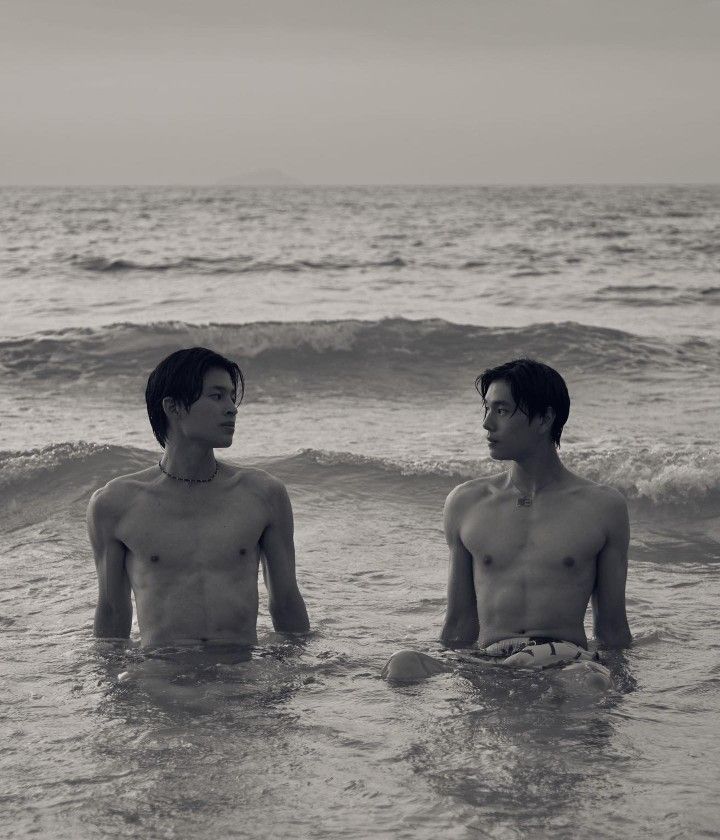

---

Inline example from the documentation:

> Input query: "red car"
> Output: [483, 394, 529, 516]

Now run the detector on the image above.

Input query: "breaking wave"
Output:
[1, 442, 718, 521]
[0, 318, 715, 383]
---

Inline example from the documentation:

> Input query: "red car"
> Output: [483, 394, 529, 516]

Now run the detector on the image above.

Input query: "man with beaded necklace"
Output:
[88, 347, 309, 648]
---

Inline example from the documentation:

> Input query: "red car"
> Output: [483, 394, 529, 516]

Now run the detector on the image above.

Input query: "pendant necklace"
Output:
[509, 474, 558, 509]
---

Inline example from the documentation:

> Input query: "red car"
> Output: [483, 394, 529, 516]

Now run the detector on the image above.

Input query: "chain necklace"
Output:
[158, 460, 218, 485]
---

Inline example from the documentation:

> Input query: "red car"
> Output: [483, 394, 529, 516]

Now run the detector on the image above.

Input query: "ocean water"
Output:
[1, 186, 719, 839]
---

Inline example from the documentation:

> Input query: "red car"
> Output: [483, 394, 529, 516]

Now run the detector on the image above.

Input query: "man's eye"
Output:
[209, 394, 222, 400]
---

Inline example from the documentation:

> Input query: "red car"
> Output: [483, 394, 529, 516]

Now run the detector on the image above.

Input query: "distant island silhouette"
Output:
[217, 168, 303, 186]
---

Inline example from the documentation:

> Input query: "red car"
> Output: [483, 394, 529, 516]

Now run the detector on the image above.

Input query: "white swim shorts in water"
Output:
[462, 636, 600, 669]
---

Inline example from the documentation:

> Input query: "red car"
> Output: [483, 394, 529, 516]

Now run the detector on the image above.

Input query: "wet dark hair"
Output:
[475, 358, 570, 447]
[145, 347, 244, 447]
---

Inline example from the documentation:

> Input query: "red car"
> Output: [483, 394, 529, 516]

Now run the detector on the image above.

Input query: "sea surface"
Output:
[1, 185, 719, 839]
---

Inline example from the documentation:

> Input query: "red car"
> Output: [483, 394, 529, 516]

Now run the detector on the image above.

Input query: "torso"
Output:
[109, 465, 273, 647]
[457, 473, 611, 648]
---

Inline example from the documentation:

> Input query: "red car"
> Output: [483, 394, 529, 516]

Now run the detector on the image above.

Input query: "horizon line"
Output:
[1, 180, 719, 189]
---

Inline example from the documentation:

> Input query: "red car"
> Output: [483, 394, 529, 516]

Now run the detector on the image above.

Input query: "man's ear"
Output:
[538, 407, 556, 434]
[162, 396, 182, 420]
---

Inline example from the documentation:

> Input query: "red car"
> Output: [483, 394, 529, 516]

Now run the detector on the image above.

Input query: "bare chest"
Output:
[460, 495, 606, 578]
[118, 491, 267, 572]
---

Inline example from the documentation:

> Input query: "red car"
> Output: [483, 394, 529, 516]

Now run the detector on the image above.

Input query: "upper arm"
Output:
[441, 488, 479, 646]
[87, 487, 132, 638]
[258, 479, 297, 596]
[258, 478, 309, 631]
[592, 491, 632, 648]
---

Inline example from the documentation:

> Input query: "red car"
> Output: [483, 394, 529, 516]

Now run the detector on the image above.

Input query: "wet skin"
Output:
[448, 475, 620, 648]
[88, 367, 308, 646]
[441, 379, 631, 650]
[114, 468, 269, 646]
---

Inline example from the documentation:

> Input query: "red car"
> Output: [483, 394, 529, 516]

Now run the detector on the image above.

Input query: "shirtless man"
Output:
[383, 358, 630, 684]
[88, 347, 309, 647]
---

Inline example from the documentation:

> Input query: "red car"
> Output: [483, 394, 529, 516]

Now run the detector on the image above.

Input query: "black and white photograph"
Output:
[1, 2, 719, 838]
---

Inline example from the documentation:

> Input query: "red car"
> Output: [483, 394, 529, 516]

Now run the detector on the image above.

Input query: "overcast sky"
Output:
[1, 0, 719, 185]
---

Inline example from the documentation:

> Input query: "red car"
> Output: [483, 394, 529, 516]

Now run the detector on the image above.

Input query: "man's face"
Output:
[176, 367, 238, 448]
[481, 379, 540, 461]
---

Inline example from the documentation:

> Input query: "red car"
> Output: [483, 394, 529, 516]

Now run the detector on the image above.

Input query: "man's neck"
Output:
[508, 447, 566, 496]
[160, 442, 217, 482]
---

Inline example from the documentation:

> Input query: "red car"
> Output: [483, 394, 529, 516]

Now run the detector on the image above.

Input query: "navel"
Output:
[483, 554, 493, 566]
[562, 556, 575, 568]
[150, 554, 160, 564]
[239, 548, 247, 556]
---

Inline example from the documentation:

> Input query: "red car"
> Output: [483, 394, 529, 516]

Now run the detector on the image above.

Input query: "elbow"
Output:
[602, 630, 632, 649]
[269, 591, 310, 634]
[440, 631, 479, 649]
[596, 621, 632, 649]
[94, 600, 131, 639]
[441, 615, 479, 648]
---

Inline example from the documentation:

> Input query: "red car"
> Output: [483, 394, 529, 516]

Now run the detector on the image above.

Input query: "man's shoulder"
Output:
[445, 473, 505, 514]
[571, 474, 626, 507]
[224, 464, 288, 499]
[568, 474, 629, 526]
[88, 467, 158, 520]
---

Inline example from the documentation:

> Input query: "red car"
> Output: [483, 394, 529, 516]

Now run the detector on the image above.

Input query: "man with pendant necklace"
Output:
[383, 358, 631, 686]
[88, 347, 309, 648]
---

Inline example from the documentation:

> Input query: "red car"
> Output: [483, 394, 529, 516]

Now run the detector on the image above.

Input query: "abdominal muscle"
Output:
[474, 575, 592, 649]
[129, 559, 260, 648]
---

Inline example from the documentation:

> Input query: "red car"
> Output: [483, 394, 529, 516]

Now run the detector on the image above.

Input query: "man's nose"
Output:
[482, 413, 493, 431]
[226, 400, 238, 416]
